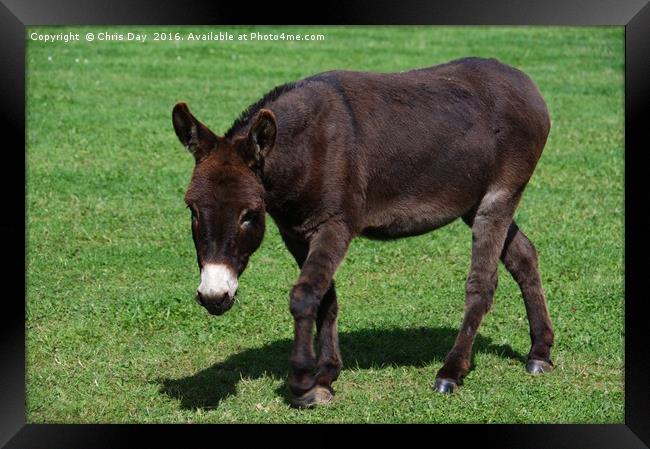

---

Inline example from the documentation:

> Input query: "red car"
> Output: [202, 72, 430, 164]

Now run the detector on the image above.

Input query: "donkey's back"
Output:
[263, 57, 550, 240]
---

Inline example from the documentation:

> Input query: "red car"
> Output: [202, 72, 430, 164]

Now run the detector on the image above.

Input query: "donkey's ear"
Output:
[172, 102, 218, 162]
[244, 109, 277, 168]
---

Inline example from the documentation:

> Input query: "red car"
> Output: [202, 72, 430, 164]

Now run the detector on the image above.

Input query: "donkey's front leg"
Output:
[288, 222, 350, 408]
[314, 283, 343, 390]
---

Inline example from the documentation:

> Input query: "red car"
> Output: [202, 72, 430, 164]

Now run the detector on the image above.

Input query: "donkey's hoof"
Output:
[434, 378, 458, 394]
[526, 359, 554, 375]
[292, 385, 334, 409]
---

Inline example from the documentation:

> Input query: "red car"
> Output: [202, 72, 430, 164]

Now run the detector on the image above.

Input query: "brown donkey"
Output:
[172, 57, 554, 408]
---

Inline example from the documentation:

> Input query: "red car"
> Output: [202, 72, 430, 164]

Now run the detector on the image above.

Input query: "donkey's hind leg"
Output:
[501, 221, 554, 374]
[434, 189, 519, 393]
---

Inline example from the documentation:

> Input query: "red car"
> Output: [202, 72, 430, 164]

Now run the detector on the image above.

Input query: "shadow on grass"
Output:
[156, 326, 525, 410]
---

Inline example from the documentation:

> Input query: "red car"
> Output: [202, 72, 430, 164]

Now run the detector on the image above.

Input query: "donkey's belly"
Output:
[360, 196, 471, 240]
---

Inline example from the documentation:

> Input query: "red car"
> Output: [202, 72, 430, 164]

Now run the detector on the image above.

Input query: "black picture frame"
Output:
[2, 0, 648, 447]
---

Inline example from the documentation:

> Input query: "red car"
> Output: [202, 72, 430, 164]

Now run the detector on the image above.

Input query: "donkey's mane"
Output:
[224, 81, 298, 139]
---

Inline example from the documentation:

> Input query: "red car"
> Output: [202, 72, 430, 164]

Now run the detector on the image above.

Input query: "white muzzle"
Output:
[197, 263, 238, 299]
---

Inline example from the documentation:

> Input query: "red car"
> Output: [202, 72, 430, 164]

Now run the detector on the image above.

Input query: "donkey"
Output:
[172, 57, 554, 408]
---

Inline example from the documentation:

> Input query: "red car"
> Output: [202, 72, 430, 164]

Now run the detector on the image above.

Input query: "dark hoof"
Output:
[526, 359, 554, 375]
[291, 385, 334, 409]
[434, 378, 458, 394]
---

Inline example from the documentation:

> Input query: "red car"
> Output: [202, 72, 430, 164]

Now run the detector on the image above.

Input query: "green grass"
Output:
[26, 26, 624, 423]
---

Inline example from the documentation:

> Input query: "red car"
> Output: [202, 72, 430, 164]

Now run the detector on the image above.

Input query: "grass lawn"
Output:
[26, 26, 624, 423]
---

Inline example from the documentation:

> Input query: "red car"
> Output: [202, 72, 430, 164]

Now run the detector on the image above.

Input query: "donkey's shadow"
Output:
[156, 326, 524, 409]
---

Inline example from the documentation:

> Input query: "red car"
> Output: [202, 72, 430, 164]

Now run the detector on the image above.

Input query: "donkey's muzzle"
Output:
[196, 263, 239, 316]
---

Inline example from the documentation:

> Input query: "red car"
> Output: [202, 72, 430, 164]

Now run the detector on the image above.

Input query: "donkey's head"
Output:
[172, 102, 277, 315]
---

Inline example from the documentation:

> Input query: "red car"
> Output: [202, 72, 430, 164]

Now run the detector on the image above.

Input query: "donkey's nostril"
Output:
[194, 290, 236, 315]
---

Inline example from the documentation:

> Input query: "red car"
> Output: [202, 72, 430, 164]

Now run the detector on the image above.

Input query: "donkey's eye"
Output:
[240, 209, 256, 226]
